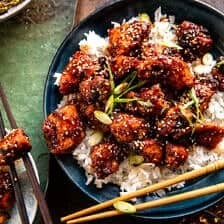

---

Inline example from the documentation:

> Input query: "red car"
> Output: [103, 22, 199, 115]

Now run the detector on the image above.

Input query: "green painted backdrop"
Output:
[0, 1, 74, 221]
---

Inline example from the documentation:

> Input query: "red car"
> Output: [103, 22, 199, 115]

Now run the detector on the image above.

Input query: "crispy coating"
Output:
[59, 51, 100, 95]
[79, 76, 111, 104]
[110, 55, 139, 80]
[141, 43, 182, 59]
[157, 105, 193, 141]
[137, 55, 194, 90]
[90, 142, 127, 178]
[80, 104, 110, 132]
[108, 21, 151, 56]
[133, 138, 163, 165]
[194, 76, 218, 112]
[212, 56, 224, 91]
[0, 129, 31, 165]
[110, 113, 149, 142]
[176, 21, 213, 61]
[165, 143, 188, 169]
[42, 105, 85, 154]
[0, 171, 14, 212]
[125, 84, 169, 117]
[0, 212, 10, 224]
[194, 123, 224, 149]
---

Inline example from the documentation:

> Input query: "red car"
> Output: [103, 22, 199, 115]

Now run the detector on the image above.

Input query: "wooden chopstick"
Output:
[0, 82, 53, 224]
[0, 111, 30, 224]
[66, 182, 224, 224]
[61, 159, 224, 222]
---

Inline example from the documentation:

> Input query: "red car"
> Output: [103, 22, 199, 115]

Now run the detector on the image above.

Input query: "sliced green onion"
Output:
[88, 131, 104, 146]
[182, 100, 194, 109]
[94, 110, 112, 125]
[114, 82, 128, 95]
[137, 100, 153, 107]
[105, 58, 115, 91]
[126, 72, 137, 89]
[128, 155, 144, 166]
[114, 98, 139, 103]
[202, 53, 213, 66]
[160, 41, 182, 50]
[216, 60, 224, 68]
[190, 88, 199, 106]
[113, 201, 136, 214]
[119, 80, 147, 98]
[105, 95, 114, 114]
[139, 13, 151, 22]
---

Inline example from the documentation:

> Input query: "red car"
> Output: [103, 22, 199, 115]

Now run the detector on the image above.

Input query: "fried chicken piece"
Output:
[109, 55, 139, 80]
[211, 56, 224, 91]
[157, 105, 193, 141]
[165, 143, 188, 169]
[80, 104, 110, 132]
[176, 21, 213, 61]
[108, 21, 151, 57]
[133, 138, 163, 165]
[194, 123, 224, 149]
[110, 113, 149, 143]
[42, 104, 85, 154]
[79, 76, 111, 104]
[0, 170, 14, 220]
[141, 43, 182, 59]
[194, 75, 218, 112]
[125, 84, 169, 117]
[59, 51, 100, 95]
[90, 142, 127, 178]
[0, 212, 10, 224]
[0, 129, 31, 165]
[137, 55, 194, 90]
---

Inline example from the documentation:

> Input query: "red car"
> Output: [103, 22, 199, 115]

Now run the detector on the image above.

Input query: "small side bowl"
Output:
[0, 0, 32, 22]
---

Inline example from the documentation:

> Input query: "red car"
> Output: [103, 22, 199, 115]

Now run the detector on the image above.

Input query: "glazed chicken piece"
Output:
[79, 75, 111, 104]
[0, 212, 10, 224]
[194, 123, 224, 149]
[194, 75, 218, 112]
[133, 138, 163, 165]
[125, 84, 169, 117]
[141, 43, 165, 58]
[176, 21, 213, 61]
[157, 105, 193, 142]
[59, 51, 101, 95]
[137, 55, 194, 90]
[90, 142, 127, 178]
[79, 103, 110, 132]
[141, 43, 182, 59]
[0, 129, 31, 165]
[109, 55, 139, 80]
[110, 113, 149, 143]
[0, 170, 14, 223]
[108, 21, 151, 57]
[165, 143, 189, 169]
[42, 104, 85, 154]
[211, 56, 224, 91]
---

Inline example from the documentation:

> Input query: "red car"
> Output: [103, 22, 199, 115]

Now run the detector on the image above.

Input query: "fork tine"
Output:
[0, 111, 30, 224]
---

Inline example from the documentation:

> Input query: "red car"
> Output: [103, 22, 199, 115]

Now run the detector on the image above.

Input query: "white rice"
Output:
[54, 8, 224, 195]
[79, 31, 108, 57]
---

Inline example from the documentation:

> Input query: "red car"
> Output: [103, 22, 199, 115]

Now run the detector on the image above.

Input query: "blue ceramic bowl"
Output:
[44, 0, 224, 219]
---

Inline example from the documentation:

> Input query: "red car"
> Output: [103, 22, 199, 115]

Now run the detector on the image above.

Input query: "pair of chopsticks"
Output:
[0, 112, 30, 224]
[0, 82, 53, 224]
[61, 160, 224, 224]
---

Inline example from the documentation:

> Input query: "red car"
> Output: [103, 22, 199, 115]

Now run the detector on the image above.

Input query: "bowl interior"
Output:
[44, 0, 224, 219]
